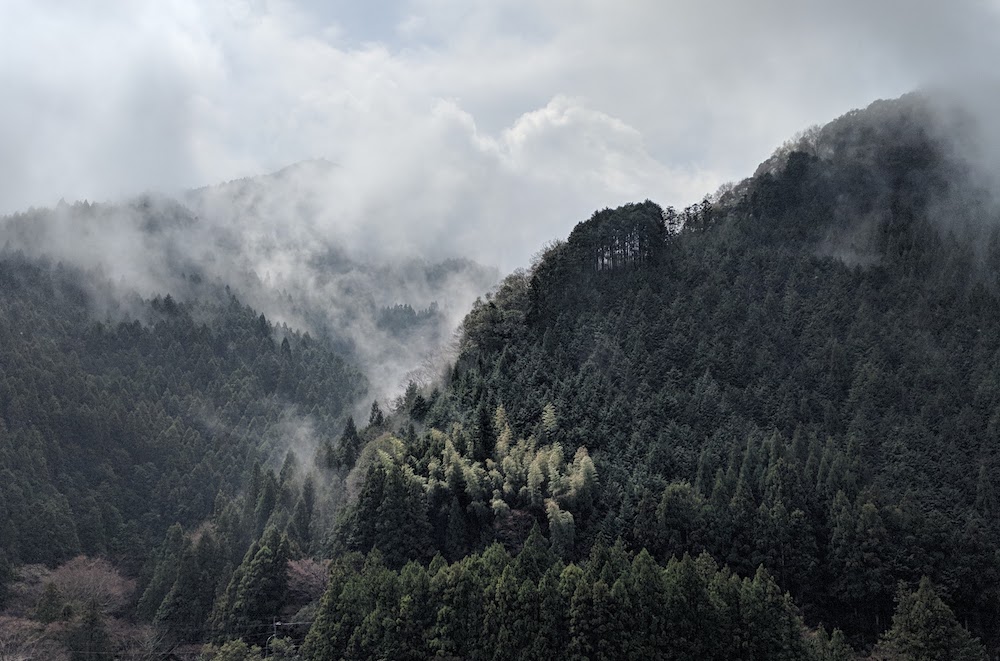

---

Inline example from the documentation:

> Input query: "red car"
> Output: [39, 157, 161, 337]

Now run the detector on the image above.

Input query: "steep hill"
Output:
[0, 165, 499, 402]
[4, 92, 998, 659]
[334, 93, 1000, 654]
[0, 255, 365, 570]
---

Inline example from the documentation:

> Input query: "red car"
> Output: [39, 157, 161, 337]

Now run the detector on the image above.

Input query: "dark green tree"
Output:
[874, 577, 986, 661]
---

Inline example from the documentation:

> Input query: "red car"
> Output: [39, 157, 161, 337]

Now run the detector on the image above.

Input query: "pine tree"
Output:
[349, 462, 386, 553]
[514, 522, 554, 583]
[0, 551, 11, 610]
[216, 527, 290, 644]
[628, 549, 668, 656]
[155, 530, 224, 643]
[336, 416, 362, 468]
[35, 581, 64, 623]
[375, 464, 432, 567]
[300, 554, 361, 661]
[810, 626, 854, 661]
[369, 400, 386, 429]
[874, 577, 986, 661]
[137, 523, 186, 621]
[444, 495, 468, 561]
[546, 499, 575, 558]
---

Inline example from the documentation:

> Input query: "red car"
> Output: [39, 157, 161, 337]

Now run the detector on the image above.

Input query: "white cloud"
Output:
[3, 0, 1000, 270]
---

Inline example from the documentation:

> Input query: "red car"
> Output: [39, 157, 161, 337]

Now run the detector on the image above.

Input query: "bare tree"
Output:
[49, 556, 134, 615]
[106, 621, 173, 661]
[286, 558, 329, 608]
[3, 566, 51, 618]
[0, 616, 70, 661]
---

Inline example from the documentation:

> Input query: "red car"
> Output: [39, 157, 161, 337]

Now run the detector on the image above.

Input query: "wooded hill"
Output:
[336, 93, 1000, 657]
[2, 92, 998, 659]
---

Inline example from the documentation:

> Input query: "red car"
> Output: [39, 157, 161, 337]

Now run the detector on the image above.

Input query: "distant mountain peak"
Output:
[270, 157, 338, 179]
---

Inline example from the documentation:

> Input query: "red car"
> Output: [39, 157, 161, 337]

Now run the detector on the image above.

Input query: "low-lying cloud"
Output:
[7, 1, 1000, 272]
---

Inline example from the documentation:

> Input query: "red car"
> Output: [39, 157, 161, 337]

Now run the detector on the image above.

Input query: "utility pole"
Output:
[265, 617, 280, 658]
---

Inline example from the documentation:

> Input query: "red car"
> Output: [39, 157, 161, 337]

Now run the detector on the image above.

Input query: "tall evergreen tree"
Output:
[874, 577, 986, 661]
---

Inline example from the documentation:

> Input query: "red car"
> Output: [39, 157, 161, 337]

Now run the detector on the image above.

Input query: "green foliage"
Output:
[369, 400, 386, 429]
[136, 523, 185, 621]
[35, 581, 64, 623]
[0, 256, 365, 570]
[200, 639, 264, 661]
[8, 92, 1000, 657]
[154, 530, 226, 643]
[874, 577, 985, 661]
[809, 627, 854, 661]
[301, 536, 819, 661]
[213, 527, 290, 644]
[0, 552, 12, 609]
[425, 95, 1000, 652]
[340, 419, 597, 563]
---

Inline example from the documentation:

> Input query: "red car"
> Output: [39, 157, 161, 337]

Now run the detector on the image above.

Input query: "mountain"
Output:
[323, 92, 999, 657]
[0, 255, 364, 568]
[0, 165, 496, 657]
[2, 92, 997, 659]
[0, 164, 500, 402]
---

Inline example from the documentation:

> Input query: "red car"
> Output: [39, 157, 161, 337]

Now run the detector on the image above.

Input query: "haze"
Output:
[3, 0, 1000, 271]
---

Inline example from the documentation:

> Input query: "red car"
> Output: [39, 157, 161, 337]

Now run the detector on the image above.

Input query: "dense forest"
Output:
[2, 92, 999, 659]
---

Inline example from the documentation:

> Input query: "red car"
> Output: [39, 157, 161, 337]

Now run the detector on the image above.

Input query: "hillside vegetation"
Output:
[2, 93, 997, 659]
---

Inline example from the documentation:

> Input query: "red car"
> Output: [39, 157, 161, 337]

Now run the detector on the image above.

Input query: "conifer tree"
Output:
[137, 523, 186, 621]
[874, 577, 985, 661]
[336, 417, 362, 468]
[35, 581, 64, 623]
[369, 401, 386, 428]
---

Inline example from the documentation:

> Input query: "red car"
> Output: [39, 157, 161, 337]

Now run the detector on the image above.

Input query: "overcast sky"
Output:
[3, 0, 999, 270]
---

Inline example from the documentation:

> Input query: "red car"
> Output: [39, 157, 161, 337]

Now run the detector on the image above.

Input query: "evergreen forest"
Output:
[1, 93, 998, 659]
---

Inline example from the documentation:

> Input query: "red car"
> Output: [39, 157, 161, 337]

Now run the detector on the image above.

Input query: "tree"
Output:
[369, 401, 386, 429]
[514, 523, 554, 583]
[214, 528, 290, 644]
[66, 601, 112, 661]
[155, 532, 225, 643]
[136, 523, 185, 621]
[35, 581, 64, 623]
[809, 626, 854, 661]
[546, 499, 575, 558]
[50, 556, 134, 616]
[873, 577, 986, 661]
[299, 553, 363, 661]
[286, 557, 329, 610]
[201, 639, 264, 661]
[0, 615, 69, 661]
[335, 417, 363, 468]
[0, 552, 12, 610]
[656, 481, 704, 557]
[374, 464, 432, 567]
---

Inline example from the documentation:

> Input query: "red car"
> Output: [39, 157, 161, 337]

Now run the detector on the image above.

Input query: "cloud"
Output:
[4, 0, 1000, 272]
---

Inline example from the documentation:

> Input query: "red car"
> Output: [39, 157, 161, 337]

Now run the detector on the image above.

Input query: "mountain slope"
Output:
[0, 165, 499, 401]
[3, 92, 998, 658]
[336, 93, 1000, 652]
[0, 254, 365, 571]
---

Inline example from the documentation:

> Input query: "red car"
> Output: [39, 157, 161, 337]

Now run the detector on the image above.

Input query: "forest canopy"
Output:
[1, 92, 997, 659]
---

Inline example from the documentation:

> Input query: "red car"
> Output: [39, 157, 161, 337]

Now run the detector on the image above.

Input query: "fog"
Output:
[0, 167, 498, 404]
[5, 1, 1000, 399]
[7, 1, 1000, 272]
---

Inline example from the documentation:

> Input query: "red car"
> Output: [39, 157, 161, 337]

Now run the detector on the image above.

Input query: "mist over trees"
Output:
[0, 163, 499, 403]
[3, 91, 1000, 658]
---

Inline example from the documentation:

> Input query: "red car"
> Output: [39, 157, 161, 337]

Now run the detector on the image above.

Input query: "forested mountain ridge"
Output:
[0, 167, 499, 401]
[0, 166, 494, 658]
[0, 254, 365, 567]
[324, 93, 1000, 658]
[3, 92, 999, 659]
